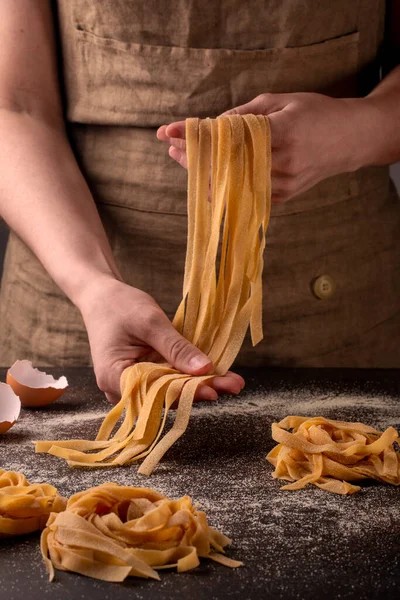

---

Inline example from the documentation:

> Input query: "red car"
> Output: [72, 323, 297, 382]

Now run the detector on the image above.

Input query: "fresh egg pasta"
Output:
[0, 469, 66, 536]
[35, 115, 272, 475]
[267, 416, 400, 494]
[41, 482, 242, 582]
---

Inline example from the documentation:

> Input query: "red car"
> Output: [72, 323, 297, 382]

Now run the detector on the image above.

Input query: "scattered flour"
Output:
[0, 369, 399, 598]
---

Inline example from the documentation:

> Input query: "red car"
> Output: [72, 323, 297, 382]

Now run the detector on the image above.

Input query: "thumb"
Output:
[222, 92, 287, 116]
[147, 316, 213, 375]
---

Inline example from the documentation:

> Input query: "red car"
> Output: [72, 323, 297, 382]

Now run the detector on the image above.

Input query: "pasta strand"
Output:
[35, 115, 272, 475]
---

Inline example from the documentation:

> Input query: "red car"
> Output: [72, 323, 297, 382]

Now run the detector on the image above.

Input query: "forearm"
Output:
[0, 109, 121, 307]
[359, 65, 400, 167]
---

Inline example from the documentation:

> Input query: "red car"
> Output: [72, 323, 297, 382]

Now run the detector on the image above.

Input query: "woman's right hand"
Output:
[78, 277, 245, 404]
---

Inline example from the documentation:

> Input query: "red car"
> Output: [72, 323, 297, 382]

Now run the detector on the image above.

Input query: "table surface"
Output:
[0, 367, 399, 600]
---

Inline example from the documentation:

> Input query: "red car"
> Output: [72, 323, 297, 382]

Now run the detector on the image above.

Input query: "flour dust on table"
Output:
[0, 368, 399, 599]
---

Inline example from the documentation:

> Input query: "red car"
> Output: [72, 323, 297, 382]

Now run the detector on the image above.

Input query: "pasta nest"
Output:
[267, 416, 400, 494]
[41, 482, 242, 582]
[0, 469, 66, 537]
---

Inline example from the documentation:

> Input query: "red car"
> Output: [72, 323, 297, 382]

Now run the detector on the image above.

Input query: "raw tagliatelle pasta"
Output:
[266, 416, 400, 495]
[41, 482, 242, 582]
[0, 469, 66, 536]
[35, 114, 272, 475]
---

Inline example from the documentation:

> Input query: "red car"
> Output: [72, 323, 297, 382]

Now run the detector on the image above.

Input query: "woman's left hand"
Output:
[157, 92, 375, 203]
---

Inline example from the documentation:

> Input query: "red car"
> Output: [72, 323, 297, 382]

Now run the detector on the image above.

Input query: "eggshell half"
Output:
[6, 360, 68, 407]
[0, 382, 21, 433]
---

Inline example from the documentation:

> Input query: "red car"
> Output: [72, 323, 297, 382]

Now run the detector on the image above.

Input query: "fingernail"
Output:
[189, 355, 211, 370]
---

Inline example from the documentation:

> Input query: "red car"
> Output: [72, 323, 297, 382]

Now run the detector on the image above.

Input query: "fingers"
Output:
[105, 370, 245, 404]
[165, 121, 186, 139]
[157, 121, 186, 141]
[157, 122, 187, 169]
[195, 384, 218, 401]
[169, 145, 188, 169]
[159, 98, 292, 199]
[169, 137, 186, 151]
[157, 126, 187, 150]
[157, 123, 187, 171]
[156, 124, 169, 142]
[158, 98, 286, 172]
[211, 371, 245, 394]
[160, 103, 285, 173]
[144, 311, 213, 377]
[194, 371, 245, 402]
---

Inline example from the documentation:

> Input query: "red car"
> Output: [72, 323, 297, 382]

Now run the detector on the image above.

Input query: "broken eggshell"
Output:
[0, 382, 21, 433]
[6, 360, 68, 407]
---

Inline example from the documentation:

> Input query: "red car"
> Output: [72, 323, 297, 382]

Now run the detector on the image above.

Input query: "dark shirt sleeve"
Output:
[382, 0, 400, 74]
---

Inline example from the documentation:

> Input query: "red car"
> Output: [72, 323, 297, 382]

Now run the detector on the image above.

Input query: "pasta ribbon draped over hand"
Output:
[35, 114, 272, 474]
[0, 469, 66, 537]
[41, 483, 242, 582]
[267, 416, 400, 495]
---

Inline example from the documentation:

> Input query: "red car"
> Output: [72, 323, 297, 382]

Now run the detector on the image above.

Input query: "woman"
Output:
[0, 1, 399, 404]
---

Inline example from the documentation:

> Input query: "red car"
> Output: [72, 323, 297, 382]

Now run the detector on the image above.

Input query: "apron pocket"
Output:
[65, 29, 360, 126]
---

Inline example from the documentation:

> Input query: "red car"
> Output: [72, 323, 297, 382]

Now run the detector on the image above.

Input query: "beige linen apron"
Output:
[1, 0, 399, 367]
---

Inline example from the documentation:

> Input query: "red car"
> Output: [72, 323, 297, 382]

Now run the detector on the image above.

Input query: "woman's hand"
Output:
[157, 92, 376, 203]
[78, 277, 245, 404]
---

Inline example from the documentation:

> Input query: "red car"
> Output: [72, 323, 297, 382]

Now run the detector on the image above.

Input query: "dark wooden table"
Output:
[0, 367, 399, 600]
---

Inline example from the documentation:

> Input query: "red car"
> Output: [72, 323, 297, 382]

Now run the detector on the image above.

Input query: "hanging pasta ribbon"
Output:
[267, 416, 400, 495]
[35, 114, 272, 475]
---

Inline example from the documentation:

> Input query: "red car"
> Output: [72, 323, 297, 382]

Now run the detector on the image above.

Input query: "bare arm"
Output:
[0, 0, 245, 401]
[0, 0, 122, 305]
[364, 0, 400, 166]
[362, 65, 400, 167]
